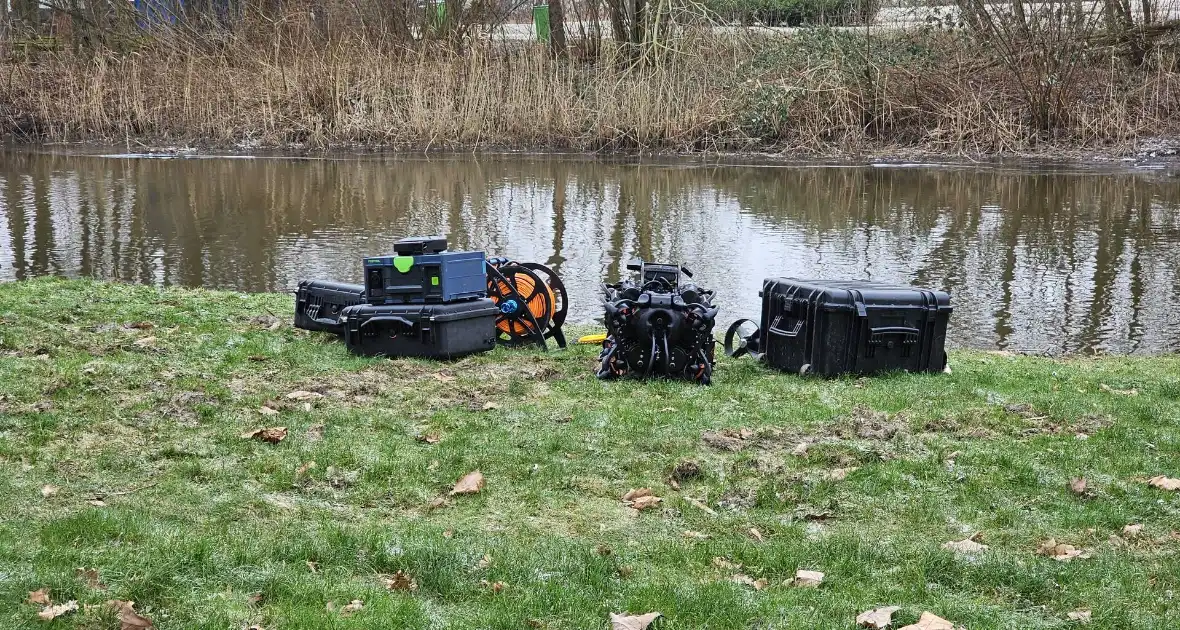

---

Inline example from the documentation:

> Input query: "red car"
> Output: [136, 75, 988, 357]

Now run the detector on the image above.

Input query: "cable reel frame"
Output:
[485, 258, 568, 350]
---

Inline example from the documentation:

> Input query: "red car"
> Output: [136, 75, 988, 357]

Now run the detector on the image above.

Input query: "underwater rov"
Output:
[597, 259, 719, 385]
[485, 258, 568, 350]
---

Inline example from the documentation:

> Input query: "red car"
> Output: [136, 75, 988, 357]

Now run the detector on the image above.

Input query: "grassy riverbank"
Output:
[2, 278, 1179, 629]
[3, 23, 1179, 155]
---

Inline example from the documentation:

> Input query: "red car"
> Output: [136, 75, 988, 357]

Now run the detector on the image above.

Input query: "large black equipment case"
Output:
[294, 280, 366, 335]
[739, 279, 951, 377]
[340, 300, 499, 359]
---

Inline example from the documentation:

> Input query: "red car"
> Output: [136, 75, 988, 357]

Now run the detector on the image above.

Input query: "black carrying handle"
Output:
[724, 318, 763, 360]
[868, 326, 920, 345]
[360, 315, 419, 335]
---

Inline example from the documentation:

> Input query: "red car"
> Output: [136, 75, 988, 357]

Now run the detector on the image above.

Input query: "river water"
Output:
[2, 151, 1178, 354]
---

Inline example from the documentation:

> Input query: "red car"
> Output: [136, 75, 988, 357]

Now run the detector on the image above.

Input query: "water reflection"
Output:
[2, 152, 1178, 354]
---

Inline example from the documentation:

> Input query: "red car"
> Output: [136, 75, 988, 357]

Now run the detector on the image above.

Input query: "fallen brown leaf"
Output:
[789, 569, 824, 588]
[1067, 609, 1092, 623]
[749, 528, 765, 542]
[622, 488, 653, 502]
[629, 495, 663, 511]
[701, 431, 745, 452]
[40, 485, 59, 498]
[340, 599, 364, 616]
[898, 612, 956, 630]
[685, 497, 716, 515]
[731, 574, 768, 590]
[382, 570, 418, 592]
[610, 612, 661, 630]
[1038, 539, 1090, 561]
[37, 600, 78, 621]
[1122, 523, 1144, 538]
[242, 426, 288, 444]
[682, 530, 710, 540]
[856, 605, 901, 629]
[126, 321, 154, 330]
[28, 588, 51, 605]
[942, 538, 989, 554]
[133, 336, 157, 347]
[87, 499, 106, 507]
[826, 467, 858, 481]
[112, 600, 154, 629]
[481, 402, 499, 411]
[285, 390, 323, 401]
[417, 432, 442, 444]
[791, 442, 810, 457]
[433, 373, 456, 383]
[258, 406, 280, 416]
[1099, 383, 1138, 396]
[442, 529, 454, 538]
[712, 556, 740, 570]
[75, 567, 105, 590]
[1148, 475, 1180, 491]
[451, 470, 485, 495]
[1069, 477, 1088, 496]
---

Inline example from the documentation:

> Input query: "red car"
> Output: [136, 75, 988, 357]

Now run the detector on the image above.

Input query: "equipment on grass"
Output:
[294, 280, 366, 335]
[340, 300, 499, 359]
[485, 257, 568, 349]
[363, 236, 486, 305]
[597, 259, 719, 385]
[725, 278, 952, 377]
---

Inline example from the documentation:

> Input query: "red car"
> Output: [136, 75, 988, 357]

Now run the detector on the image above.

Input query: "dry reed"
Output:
[2, 13, 1179, 154]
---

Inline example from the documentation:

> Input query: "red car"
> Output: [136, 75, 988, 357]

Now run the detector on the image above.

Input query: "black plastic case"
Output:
[340, 300, 499, 359]
[294, 280, 366, 335]
[756, 278, 952, 377]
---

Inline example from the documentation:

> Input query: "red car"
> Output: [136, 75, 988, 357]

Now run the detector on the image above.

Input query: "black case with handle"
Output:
[340, 300, 498, 359]
[294, 280, 367, 335]
[728, 278, 952, 377]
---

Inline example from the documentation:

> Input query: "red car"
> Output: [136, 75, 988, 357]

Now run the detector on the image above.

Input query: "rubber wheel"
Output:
[799, 363, 811, 376]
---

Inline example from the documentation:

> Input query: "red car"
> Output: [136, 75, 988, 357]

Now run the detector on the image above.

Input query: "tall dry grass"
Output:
[2, 7, 1179, 154]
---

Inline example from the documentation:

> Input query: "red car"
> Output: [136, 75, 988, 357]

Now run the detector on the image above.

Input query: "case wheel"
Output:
[799, 363, 812, 376]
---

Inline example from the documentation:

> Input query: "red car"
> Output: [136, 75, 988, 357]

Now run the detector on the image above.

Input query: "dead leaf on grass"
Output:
[40, 485, 59, 498]
[788, 569, 824, 587]
[242, 426, 287, 444]
[247, 592, 264, 606]
[1038, 539, 1090, 561]
[381, 570, 418, 592]
[87, 499, 106, 507]
[1099, 383, 1138, 396]
[417, 432, 442, 444]
[610, 612, 661, 630]
[451, 470, 485, 495]
[427, 497, 448, 510]
[857, 605, 901, 629]
[28, 588, 51, 605]
[791, 442, 810, 457]
[730, 574, 767, 590]
[76, 567, 105, 590]
[1122, 524, 1144, 538]
[258, 406, 280, 416]
[1148, 475, 1180, 491]
[622, 489, 662, 511]
[133, 336, 157, 347]
[712, 556, 741, 570]
[1067, 609, 1092, 623]
[477, 554, 493, 569]
[749, 528, 765, 542]
[701, 431, 745, 452]
[295, 461, 316, 477]
[433, 373, 456, 383]
[942, 538, 988, 555]
[126, 321, 154, 330]
[480, 579, 506, 593]
[682, 530, 710, 540]
[111, 600, 154, 629]
[285, 390, 323, 401]
[1069, 477, 1089, 496]
[481, 402, 500, 411]
[898, 612, 956, 630]
[37, 600, 78, 621]
[306, 560, 319, 573]
[685, 497, 716, 515]
[339, 599, 364, 616]
[826, 467, 858, 481]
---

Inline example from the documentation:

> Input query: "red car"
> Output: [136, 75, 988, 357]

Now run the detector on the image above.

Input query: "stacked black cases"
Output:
[294, 280, 366, 335]
[756, 278, 952, 377]
[598, 261, 719, 385]
[340, 300, 499, 359]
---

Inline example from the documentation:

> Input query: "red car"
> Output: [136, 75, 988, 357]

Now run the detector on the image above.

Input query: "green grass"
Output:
[2, 278, 1179, 629]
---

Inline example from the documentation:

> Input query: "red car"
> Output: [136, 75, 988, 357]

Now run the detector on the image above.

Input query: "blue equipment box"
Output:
[364, 236, 487, 304]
